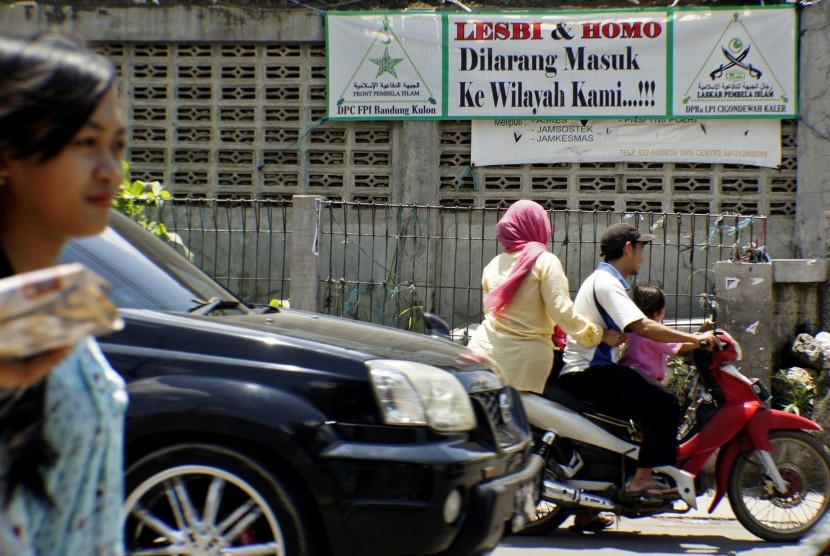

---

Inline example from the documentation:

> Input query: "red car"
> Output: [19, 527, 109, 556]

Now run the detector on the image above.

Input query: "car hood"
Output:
[210, 308, 489, 372]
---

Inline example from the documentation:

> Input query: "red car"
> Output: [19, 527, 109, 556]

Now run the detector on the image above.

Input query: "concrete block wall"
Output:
[0, 2, 825, 261]
[715, 260, 829, 385]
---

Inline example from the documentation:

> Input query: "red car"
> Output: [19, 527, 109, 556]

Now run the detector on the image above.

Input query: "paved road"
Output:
[494, 514, 806, 556]
[493, 496, 820, 556]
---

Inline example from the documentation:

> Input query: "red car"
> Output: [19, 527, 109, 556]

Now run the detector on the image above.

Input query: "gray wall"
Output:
[0, 2, 821, 259]
[716, 260, 829, 385]
[796, 2, 830, 260]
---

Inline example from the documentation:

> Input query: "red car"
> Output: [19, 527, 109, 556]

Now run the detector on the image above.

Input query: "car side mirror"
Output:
[423, 312, 451, 340]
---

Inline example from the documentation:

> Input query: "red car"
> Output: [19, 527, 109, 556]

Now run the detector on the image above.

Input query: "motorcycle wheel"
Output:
[727, 429, 830, 542]
[516, 445, 571, 536]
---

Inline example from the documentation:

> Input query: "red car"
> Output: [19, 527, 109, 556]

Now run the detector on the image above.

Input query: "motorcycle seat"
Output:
[544, 384, 596, 413]
[545, 385, 632, 430]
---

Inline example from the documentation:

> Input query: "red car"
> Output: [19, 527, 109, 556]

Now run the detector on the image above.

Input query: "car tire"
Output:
[124, 443, 315, 556]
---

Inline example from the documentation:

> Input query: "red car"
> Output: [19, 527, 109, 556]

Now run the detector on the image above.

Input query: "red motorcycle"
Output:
[521, 329, 830, 541]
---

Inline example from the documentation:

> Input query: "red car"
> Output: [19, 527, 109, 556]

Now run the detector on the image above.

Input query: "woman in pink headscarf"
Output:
[468, 200, 622, 393]
[467, 200, 624, 533]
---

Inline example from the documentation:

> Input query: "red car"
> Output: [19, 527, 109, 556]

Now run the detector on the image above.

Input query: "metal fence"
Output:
[147, 199, 292, 305]
[144, 199, 767, 339]
[316, 201, 767, 338]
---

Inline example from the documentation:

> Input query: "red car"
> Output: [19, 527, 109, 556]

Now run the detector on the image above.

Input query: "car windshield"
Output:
[61, 211, 252, 315]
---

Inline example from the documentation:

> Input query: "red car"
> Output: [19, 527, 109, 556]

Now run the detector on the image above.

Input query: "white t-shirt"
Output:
[560, 262, 646, 376]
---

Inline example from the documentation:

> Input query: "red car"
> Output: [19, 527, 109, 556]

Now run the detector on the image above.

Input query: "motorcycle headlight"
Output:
[368, 360, 476, 432]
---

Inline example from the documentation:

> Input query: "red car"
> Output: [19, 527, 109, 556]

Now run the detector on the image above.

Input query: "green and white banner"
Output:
[326, 6, 797, 120]
[327, 13, 443, 119]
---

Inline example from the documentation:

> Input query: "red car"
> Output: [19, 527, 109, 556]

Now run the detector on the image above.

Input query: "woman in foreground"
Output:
[0, 31, 127, 555]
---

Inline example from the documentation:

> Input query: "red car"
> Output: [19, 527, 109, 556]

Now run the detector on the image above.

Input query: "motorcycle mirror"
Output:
[423, 312, 451, 340]
[699, 293, 719, 329]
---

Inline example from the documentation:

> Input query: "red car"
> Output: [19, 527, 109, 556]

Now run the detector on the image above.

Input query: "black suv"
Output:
[62, 211, 540, 556]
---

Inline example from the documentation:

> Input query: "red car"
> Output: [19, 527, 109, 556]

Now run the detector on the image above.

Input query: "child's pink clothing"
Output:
[619, 333, 682, 382]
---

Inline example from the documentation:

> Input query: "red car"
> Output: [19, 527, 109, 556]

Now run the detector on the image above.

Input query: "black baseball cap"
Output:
[600, 223, 656, 257]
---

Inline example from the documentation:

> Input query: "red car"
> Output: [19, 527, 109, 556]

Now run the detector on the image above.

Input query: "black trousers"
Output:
[556, 364, 680, 468]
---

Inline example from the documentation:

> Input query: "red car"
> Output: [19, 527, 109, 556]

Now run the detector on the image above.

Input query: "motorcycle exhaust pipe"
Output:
[543, 479, 618, 511]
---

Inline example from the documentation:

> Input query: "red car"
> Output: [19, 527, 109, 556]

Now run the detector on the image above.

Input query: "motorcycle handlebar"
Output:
[698, 337, 727, 351]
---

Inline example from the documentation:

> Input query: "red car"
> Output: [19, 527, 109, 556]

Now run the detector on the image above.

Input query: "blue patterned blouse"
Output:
[0, 338, 127, 555]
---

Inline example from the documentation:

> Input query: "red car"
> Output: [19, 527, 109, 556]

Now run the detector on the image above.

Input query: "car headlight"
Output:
[367, 360, 476, 432]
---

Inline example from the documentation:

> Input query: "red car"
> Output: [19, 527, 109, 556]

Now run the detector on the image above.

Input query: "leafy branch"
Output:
[113, 161, 191, 258]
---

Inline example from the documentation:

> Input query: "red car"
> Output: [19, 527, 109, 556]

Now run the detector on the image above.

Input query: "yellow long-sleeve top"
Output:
[467, 250, 602, 393]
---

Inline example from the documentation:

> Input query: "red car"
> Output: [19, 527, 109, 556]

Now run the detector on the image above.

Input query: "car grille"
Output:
[469, 388, 527, 453]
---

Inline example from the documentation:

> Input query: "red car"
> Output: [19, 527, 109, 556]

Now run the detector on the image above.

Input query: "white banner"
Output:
[448, 12, 668, 118]
[327, 13, 443, 119]
[672, 8, 797, 118]
[326, 7, 797, 120]
[471, 118, 781, 168]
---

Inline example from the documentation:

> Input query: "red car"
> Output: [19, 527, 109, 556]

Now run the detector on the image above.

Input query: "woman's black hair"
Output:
[0, 31, 116, 162]
[0, 31, 115, 506]
[631, 282, 666, 319]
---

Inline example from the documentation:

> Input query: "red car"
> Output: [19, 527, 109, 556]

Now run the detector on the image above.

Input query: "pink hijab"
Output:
[484, 200, 551, 316]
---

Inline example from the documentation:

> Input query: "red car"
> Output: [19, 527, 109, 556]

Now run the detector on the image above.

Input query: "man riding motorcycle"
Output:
[557, 222, 722, 499]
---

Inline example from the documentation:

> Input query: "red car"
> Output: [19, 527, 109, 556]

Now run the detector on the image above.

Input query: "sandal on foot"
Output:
[622, 481, 678, 501]
[569, 513, 614, 533]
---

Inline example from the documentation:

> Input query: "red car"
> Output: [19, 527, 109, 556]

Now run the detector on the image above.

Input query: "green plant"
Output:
[113, 161, 191, 257]
[397, 302, 425, 332]
[665, 356, 695, 408]
[384, 209, 426, 332]
[772, 368, 816, 416]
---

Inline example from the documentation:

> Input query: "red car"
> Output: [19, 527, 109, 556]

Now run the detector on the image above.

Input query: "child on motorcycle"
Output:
[618, 283, 699, 383]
